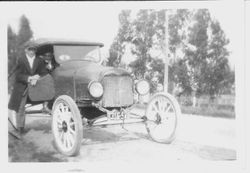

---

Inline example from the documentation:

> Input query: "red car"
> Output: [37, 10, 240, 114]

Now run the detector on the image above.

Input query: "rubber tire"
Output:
[52, 95, 83, 156]
[145, 92, 181, 144]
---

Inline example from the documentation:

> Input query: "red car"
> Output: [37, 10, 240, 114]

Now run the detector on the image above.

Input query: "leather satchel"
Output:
[28, 74, 55, 101]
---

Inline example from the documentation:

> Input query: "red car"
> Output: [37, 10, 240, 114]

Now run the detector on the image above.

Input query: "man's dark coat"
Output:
[8, 55, 48, 112]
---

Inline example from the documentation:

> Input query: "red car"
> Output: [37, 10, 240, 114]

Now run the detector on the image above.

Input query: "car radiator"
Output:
[101, 76, 134, 107]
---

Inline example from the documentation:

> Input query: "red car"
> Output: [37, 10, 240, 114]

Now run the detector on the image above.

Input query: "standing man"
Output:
[8, 41, 48, 134]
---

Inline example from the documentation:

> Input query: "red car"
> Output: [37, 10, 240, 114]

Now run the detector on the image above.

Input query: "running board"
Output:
[25, 109, 51, 115]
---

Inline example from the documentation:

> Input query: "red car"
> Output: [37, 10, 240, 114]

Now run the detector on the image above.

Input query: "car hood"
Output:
[72, 61, 130, 83]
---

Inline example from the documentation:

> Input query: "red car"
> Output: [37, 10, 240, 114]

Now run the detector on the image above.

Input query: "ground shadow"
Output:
[82, 125, 150, 144]
[8, 134, 66, 162]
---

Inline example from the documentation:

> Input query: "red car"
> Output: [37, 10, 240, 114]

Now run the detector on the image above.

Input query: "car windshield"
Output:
[53, 45, 101, 63]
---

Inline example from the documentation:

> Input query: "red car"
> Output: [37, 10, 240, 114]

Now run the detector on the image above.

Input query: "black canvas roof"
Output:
[24, 38, 104, 48]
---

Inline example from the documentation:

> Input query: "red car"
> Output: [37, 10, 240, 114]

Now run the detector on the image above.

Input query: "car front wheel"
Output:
[52, 95, 83, 156]
[145, 92, 181, 143]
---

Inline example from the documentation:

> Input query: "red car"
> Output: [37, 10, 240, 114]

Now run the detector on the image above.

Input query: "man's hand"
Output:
[28, 75, 40, 86]
[30, 79, 38, 86]
[32, 75, 40, 80]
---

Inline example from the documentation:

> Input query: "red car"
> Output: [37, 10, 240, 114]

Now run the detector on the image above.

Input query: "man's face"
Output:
[44, 53, 54, 70]
[44, 53, 53, 60]
[25, 48, 36, 57]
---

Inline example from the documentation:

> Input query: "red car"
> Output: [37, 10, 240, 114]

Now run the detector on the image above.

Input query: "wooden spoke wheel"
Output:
[145, 93, 181, 143]
[52, 95, 83, 156]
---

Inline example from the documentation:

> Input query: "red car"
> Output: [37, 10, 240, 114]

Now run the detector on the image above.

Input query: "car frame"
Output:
[20, 38, 181, 156]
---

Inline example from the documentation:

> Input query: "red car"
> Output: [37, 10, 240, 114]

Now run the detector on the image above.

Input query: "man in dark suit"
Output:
[8, 43, 48, 134]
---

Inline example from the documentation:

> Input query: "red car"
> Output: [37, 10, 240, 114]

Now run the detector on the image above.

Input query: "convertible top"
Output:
[25, 38, 104, 48]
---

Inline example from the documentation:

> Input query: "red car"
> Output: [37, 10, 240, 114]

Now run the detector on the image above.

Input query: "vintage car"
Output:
[19, 38, 181, 156]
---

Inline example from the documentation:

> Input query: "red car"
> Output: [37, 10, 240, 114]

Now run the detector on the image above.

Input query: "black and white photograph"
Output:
[0, 1, 248, 173]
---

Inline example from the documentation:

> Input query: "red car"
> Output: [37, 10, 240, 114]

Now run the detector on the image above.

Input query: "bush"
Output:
[180, 105, 235, 119]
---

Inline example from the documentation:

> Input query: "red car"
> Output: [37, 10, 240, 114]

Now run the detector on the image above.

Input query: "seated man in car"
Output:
[42, 52, 56, 72]
[40, 51, 58, 113]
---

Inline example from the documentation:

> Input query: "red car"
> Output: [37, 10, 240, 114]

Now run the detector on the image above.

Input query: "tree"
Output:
[147, 58, 164, 92]
[129, 10, 165, 83]
[8, 25, 18, 92]
[107, 9, 167, 92]
[8, 25, 18, 73]
[184, 9, 211, 101]
[169, 9, 191, 59]
[17, 15, 33, 45]
[184, 9, 231, 102]
[108, 9, 233, 97]
[106, 39, 122, 67]
[8, 15, 33, 72]
[206, 20, 232, 96]
[16, 15, 33, 58]
[107, 9, 192, 92]
[171, 59, 192, 95]
[106, 10, 132, 67]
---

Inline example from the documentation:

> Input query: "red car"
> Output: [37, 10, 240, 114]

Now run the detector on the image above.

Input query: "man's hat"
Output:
[24, 40, 38, 50]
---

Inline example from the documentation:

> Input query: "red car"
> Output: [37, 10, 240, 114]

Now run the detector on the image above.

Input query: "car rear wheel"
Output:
[145, 92, 181, 143]
[52, 95, 83, 156]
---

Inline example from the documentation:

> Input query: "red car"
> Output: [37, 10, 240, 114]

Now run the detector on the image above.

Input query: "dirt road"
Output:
[8, 107, 236, 163]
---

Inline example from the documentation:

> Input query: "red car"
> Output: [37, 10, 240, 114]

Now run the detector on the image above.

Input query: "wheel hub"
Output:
[62, 121, 68, 132]
[155, 113, 161, 124]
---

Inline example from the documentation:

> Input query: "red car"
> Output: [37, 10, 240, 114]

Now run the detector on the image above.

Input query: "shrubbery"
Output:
[177, 95, 235, 118]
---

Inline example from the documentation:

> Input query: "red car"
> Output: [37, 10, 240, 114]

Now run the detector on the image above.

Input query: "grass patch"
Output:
[181, 105, 235, 119]
[134, 103, 235, 119]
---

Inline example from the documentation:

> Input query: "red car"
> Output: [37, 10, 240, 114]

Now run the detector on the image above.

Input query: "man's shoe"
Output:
[42, 102, 51, 114]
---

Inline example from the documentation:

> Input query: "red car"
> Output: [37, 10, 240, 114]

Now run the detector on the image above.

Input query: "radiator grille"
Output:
[102, 76, 134, 107]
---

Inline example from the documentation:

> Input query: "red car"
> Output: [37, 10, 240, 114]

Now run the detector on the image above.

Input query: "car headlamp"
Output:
[88, 81, 104, 98]
[136, 80, 150, 95]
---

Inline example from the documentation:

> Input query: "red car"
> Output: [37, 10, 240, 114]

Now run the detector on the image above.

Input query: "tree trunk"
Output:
[192, 91, 197, 107]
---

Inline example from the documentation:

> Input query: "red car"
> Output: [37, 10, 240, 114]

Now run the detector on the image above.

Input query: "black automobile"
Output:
[17, 38, 181, 156]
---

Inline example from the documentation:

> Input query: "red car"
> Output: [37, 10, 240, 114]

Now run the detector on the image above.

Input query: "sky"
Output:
[4, 1, 243, 67]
